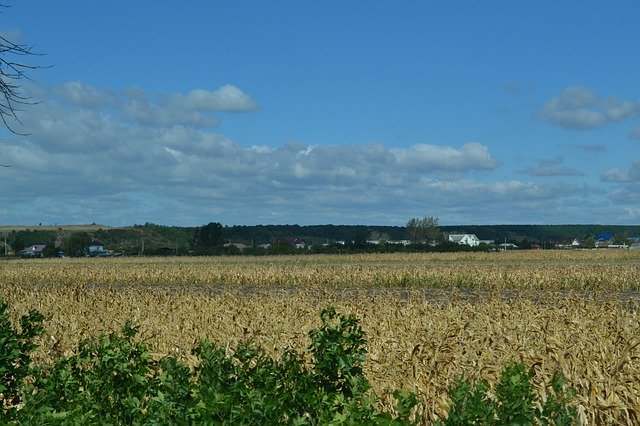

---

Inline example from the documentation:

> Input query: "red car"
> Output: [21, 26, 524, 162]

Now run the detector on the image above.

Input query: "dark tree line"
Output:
[3, 223, 639, 257]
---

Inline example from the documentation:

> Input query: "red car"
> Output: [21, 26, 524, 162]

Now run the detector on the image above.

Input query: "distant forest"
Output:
[2, 222, 639, 256]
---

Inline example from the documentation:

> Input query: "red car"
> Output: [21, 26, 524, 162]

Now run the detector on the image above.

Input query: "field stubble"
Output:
[1, 251, 639, 424]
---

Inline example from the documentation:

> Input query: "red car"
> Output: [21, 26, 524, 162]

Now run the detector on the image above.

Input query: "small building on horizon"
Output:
[448, 233, 481, 247]
[275, 237, 306, 249]
[19, 244, 47, 257]
[85, 240, 108, 257]
[555, 238, 581, 249]
[595, 232, 615, 247]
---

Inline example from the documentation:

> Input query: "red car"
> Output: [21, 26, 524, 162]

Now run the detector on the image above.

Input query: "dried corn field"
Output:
[2, 251, 640, 424]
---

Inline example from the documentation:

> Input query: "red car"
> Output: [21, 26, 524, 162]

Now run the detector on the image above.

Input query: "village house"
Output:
[447, 233, 481, 247]
[275, 237, 306, 249]
[19, 244, 47, 257]
[85, 240, 108, 257]
[595, 232, 614, 248]
[224, 242, 250, 251]
[555, 238, 581, 249]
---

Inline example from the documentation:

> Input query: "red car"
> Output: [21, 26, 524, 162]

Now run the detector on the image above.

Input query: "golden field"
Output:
[1, 251, 639, 424]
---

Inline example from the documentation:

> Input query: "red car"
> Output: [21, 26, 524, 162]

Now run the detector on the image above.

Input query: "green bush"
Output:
[20, 321, 156, 423]
[0, 298, 44, 419]
[440, 362, 577, 425]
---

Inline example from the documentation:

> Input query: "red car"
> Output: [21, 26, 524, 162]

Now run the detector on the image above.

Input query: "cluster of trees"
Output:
[406, 216, 442, 244]
[190, 222, 225, 254]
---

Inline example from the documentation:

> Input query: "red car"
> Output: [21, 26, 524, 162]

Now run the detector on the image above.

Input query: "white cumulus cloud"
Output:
[540, 86, 640, 130]
[54, 81, 118, 107]
[35, 82, 259, 129]
[392, 142, 499, 171]
[170, 85, 259, 112]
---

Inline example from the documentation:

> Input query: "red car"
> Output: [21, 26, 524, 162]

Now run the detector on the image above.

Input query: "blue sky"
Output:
[1, 1, 639, 226]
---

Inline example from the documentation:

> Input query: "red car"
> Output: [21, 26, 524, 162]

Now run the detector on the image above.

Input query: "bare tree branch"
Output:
[0, 3, 44, 166]
[0, 34, 41, 135]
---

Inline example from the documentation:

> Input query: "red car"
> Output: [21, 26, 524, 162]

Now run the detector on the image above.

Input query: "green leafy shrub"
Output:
[0, 298, 44, 419]
[19, 321, 157, 424]
[190, 306, 419, 424]
[443, 376, 495, 424]
[146, 356, 195, 424]
[538, 372, 578, 425]
[309, 306, 367, 399]
[440, 362, 577, 425]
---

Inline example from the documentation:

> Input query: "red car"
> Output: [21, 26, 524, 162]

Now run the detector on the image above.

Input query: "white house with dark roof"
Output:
[553, 237, 581, 249]
[448, 233, 481, 247]
[85, 240, 108, 257]
[19, 244, 47, 257]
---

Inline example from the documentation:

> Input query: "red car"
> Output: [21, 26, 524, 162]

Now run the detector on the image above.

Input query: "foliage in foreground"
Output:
[0, 299, 45, 419]
[0, 299, 577, 424]
[440, 363, 577, 425]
